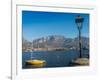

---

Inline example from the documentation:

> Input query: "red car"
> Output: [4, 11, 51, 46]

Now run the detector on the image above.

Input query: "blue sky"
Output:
[22, 11, 89, 41]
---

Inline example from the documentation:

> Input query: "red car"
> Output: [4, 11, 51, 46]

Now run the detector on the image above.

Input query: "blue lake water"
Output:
[22, 50, 89, 69]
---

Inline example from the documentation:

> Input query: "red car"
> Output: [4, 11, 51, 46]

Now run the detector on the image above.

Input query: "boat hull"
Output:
[25, 60, 46, 68]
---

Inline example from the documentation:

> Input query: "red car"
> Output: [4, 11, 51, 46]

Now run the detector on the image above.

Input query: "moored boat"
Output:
[25, 59, 46, 67]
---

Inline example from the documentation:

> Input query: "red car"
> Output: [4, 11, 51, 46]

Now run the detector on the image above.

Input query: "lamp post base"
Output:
[71, 58, 89, 66]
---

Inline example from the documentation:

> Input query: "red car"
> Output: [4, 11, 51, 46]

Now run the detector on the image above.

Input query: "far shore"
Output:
[22, 49, 80, 53]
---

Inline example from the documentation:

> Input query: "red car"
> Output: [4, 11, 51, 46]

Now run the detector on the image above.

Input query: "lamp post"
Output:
[75, 15, 84, 58]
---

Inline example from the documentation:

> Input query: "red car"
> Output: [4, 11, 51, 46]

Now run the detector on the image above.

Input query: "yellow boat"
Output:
[25, 59, 46, 67]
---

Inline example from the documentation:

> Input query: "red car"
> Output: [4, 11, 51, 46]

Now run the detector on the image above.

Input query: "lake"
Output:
[22, 50, 89, 69]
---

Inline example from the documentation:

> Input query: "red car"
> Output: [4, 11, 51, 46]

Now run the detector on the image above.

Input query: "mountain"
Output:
[22, 38, 32, 51]
[32, 35, 65, 48]
[32, 35, 89, 50]
[22, 35, 89, 51]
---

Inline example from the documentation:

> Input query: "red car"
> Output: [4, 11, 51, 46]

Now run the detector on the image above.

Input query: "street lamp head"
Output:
[75, 15, 84, 29]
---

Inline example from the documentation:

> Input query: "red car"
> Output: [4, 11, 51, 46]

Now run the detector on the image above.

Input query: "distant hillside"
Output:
[22, 38, 32, 51]
[32, 35, 89, 49]
[22, 35, 89, 51]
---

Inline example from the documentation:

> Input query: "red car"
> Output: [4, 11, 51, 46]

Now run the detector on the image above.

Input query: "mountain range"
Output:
[22, 35, 89, 51]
